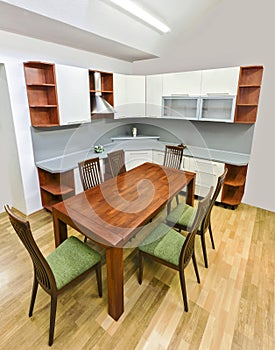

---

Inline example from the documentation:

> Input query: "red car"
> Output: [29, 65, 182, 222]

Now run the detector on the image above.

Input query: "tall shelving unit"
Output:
[234, 66, 264, 123]
[89, 70, 114, 119]
[24, 61, 60, 127]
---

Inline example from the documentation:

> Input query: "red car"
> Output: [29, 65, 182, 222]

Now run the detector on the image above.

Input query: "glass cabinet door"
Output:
[199, 96, 236, 122]
[162, 96, 200, 120]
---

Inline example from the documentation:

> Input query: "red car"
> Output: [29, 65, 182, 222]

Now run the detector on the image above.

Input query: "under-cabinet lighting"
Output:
[109, 0, 170, 33]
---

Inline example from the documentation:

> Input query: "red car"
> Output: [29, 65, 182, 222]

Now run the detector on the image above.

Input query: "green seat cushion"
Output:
[46, 236, 101, 290]
[166, 203, 197, 229]
[139, 223, 186, 266]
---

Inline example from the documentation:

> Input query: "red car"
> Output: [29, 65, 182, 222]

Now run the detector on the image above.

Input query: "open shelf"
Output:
[221, 164, 248, 207]
[234, 66, 263, 123]
[24, 61, 60, 127]
[38, 168, 75, 211]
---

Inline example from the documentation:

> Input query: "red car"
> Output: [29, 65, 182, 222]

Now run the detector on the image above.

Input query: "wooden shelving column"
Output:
[89, 70, 114, 119]
[221, 164, 248, 208]
[24, 61, 60, 127]
[234, 66, 264, 123]
[38, 168, 75, 211]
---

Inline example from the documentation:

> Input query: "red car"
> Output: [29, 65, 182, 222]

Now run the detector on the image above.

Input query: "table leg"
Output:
[53, 209, 68, 247]
[106, 247, 124, 321]
[186, 176, 195, 206]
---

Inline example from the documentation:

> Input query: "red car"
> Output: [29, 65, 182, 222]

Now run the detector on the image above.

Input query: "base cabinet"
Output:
[37, 168, 75, 211]
[221, 164, 248, 207]
[125, 150, 152, 170]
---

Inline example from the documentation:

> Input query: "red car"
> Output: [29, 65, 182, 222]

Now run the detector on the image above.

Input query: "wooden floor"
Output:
[0, 201, 274, 349]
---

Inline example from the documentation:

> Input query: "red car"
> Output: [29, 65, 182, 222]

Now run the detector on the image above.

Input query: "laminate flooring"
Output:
[0, 201, 274, 349]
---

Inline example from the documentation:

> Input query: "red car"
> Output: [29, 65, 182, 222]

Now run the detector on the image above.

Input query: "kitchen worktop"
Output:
[36, 137, 250, 173]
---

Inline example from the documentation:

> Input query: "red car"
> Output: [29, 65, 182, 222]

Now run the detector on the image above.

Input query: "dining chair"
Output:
[163, 144, 185, 170]
[138, 187, 213, 312]
[166, 168, 228, 268]
[107, 149, 126, 177]
[4, 205, 102, 346]
[78, 157, 102, 191]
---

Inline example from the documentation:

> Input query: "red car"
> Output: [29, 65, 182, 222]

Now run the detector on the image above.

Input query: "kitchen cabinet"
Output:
[146, 74, 163, 117]
[55, 64, 90, 125]
[234, 66, 264, 123]
[162, 71, 202, 96]
[152, 150, 164, 165]
[187, 157, 225, 200]
[89, 70, 114, 119]
[125, 150, 152, 169]
[162, 96, 200, 120]
[200, 67, 239, 95]
[37, 168, 75, 211]
[24, 61, 59, 127]
[221, 164, 248, 207]
[199, 96, 236, 122]
[114, 73, 146, 118]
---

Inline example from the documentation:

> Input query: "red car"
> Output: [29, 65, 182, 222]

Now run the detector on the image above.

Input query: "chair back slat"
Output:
[78, 157, 102, 191]
[179, 187, 213, 269]
[163, 145, 185, 170]
[4, 205, 56, 292]
[108, 150, 126, 177]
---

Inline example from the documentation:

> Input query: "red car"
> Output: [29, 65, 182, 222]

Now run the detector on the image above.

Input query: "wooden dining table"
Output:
[52, 162, 196, 321]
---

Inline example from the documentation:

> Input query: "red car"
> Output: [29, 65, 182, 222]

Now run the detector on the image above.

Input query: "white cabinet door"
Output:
[162, 71, 202, 96]
[55, 64, 90, 125]
[152, 150, 164, 165]
[201, 67, 240, 96]
[114, 73, 146, 118]
[125, 150, 152, 170]
[146, 74, 163, 117]
[188, 157, 224, 200]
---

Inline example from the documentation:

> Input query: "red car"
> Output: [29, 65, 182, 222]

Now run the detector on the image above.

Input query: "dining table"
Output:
[52, 162, 196, 321]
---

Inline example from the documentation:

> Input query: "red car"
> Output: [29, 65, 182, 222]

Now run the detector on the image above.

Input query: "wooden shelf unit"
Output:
[24, 62, 60, 127]
[234, 66, 264, 124]
[37, 168, 75, 211]
[89, 70, 114, 119]
[221, 164, 248, 207]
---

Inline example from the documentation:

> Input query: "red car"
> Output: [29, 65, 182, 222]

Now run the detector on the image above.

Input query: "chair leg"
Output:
[29, 276, 38, 317]
[179, 270, 188, 312]
[84, 236, 87, 243]
[138, 251, 143, 284]
[209, 221, 215, 249]
[192, 253, 200, 283]
[49, 295, 57, 346]
[200, 232, 208, 268]
[95, 263, 102, 297]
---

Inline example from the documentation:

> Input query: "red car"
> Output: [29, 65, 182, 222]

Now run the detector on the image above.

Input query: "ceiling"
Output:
[0, 0, 220, 62]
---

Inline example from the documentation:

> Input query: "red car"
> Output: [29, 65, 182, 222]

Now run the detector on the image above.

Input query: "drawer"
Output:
[189, 157, 224, 176]
[196, 172, 216, 186]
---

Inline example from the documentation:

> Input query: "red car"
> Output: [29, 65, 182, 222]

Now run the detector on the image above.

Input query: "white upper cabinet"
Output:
[200, 67, 240, 96]
[146, 74, 163, 117]
[113, 73, 146, 118]
[162, 71, 202, 96]
[55, 64, 90, 125]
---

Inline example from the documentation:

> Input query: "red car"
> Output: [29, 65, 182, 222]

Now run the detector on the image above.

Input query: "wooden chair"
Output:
[138, 187, 213, 312]
[78, 157, 102, 191]
[107, 149, 126, 177]
[163, 144, 185, 170]
[4, 205, 102, 346]
[163, 144, 186, 206]
[166, 168, 228, 268]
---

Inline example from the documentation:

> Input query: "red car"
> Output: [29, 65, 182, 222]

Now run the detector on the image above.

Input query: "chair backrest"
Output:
[78, 157, 102, 191]
[108, 149, 126, 177]
[4, 205, 56, 292]
[179, 186, 213, 269]
[201, 168, 228, 233]
[163, 145, 185, 169]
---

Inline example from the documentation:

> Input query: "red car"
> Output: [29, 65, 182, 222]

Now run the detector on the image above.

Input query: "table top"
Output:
[52, 162, 195, 247]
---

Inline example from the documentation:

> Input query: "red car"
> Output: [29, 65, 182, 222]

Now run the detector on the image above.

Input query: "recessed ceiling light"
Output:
[109, 0, 171, 33]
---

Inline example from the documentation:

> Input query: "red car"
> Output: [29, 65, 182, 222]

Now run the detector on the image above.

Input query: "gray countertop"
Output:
[36, 138, 250, 173]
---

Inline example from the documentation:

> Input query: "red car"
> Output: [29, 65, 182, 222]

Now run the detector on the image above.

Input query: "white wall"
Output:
[0, 30, 132, 214]
[133, 0, 275, 213]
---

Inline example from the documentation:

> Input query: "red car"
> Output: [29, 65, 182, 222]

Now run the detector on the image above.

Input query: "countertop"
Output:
[36, 138, 250, 173]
